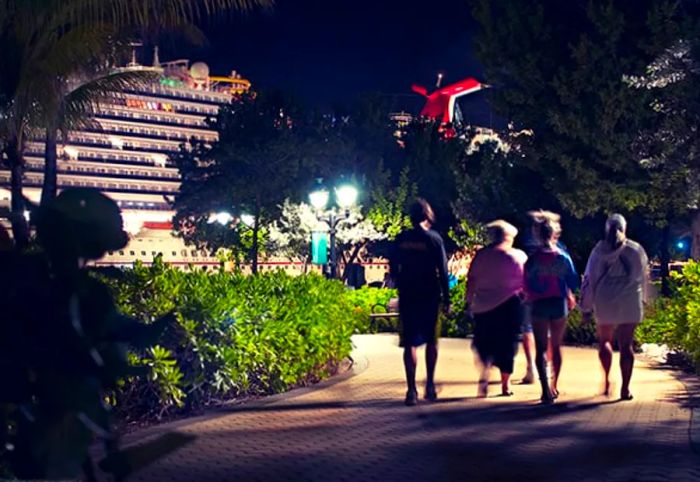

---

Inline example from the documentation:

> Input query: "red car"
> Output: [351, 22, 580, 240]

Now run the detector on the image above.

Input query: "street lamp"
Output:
[309, 179, 359, 279]
[207, 210, 258, 273]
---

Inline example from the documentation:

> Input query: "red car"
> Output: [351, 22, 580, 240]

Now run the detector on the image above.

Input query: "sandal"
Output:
[620, 391, 634, 401]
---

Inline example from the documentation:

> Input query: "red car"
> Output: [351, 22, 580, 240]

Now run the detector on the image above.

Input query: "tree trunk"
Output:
[7, 137, 29, 250]
[660, 223, 671, 296]
[341, 243, 363, 281]
[41, 120, 59, 206]
[251, 204, 260, 275]
[692, 210, 700, 261]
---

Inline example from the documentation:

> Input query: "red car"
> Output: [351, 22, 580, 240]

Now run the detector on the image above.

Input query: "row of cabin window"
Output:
[122, 93, 220, 115]
[97, 122, 215, 142]
[24, 160, 178, 180]
[149, 85, 228, 104]
[58, 163, 178, 179]
[103, 107, 210, 126]
[28, 147, 171, 166]
[51, 177, 178, 192]
[68, 134, 180, 152]
[111, 249, 210, 257]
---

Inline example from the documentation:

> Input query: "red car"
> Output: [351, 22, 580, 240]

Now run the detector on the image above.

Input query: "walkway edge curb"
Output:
[118, 351, 370, 449]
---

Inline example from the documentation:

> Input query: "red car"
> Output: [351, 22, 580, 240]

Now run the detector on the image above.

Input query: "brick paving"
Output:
[122, 334, 699, 481]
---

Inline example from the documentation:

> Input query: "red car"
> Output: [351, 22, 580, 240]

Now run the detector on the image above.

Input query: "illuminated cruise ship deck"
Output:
[0, 49, 251, 267]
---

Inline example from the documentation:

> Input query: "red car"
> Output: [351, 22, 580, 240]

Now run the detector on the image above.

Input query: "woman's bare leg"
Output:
[617, 323, 637, 400]
[596, 324, 615, 396]
[532, 318, 553, 402]
[521, 332, 535, 383]
[501, 371, 512, 395]
[478, 364, 491, 398]
[549, 317, 567, 395]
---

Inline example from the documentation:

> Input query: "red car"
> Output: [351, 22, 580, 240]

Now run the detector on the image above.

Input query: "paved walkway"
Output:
[123, 335, 699, 481]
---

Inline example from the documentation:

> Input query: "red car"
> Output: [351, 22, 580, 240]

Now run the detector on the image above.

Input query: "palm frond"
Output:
[46, 0, 273, 32]
[61, 69, 160, 130]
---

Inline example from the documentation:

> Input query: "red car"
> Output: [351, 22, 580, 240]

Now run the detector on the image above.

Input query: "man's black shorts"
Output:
[398, 295, 440, 347]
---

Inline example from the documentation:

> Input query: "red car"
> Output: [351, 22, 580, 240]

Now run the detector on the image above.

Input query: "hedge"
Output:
[637, 261, 700, 370]
[101, 258, 363, 421]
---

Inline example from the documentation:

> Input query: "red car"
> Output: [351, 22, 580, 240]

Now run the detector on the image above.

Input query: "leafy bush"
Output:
[101, 258, 360, 421]
[564, 309, 597, 346]
[346, 286, 398, 333]
[638, 261, 700, 370]
[347, 279, 473, 337]
[440, 279, 472, 337]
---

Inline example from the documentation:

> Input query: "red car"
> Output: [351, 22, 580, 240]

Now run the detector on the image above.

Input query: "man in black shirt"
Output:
[390, 199, 451, 406]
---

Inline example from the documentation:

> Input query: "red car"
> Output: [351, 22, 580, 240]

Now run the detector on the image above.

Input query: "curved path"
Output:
[124, 334, 699, 481]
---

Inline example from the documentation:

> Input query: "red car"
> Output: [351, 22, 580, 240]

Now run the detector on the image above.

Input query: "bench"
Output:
[369, 298, 399, 331]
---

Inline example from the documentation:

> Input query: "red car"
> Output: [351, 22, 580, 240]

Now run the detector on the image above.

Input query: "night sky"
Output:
[157, 0, 493, 122]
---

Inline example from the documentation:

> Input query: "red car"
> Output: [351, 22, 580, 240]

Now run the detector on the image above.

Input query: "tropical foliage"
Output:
[173, 91, 306, 274]
[638, 261, 700, 369]
[101, 259, 362, 421]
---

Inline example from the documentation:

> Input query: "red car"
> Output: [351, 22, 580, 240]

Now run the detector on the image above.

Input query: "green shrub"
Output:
[347, 279, 472, 337]
[638, 261, 700, 370]
[346, 286, 398, 333]
[100, 257, 360, 421]
[564, 309, 597, 345]
[440, 279, 472, 337]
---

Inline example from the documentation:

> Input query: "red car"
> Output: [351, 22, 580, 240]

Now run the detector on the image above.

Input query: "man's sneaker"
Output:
[405, 389, 418, 406]
[424, 384, 438, 402]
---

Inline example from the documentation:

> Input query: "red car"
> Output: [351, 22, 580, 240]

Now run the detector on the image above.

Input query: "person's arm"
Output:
[579, 246, 599, 318]
[563, 253, 580, 293]
[638, 244, 652, 304]
[436, 237, 450, 305]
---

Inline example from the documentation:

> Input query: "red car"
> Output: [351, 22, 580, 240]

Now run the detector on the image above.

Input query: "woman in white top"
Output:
[466, 220, 528, 397]
[580, 214, 649, 401]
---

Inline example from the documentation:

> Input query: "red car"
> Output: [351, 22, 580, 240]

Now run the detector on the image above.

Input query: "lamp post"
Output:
[207, 210, 257, 273]
[309, 180, 359, 279]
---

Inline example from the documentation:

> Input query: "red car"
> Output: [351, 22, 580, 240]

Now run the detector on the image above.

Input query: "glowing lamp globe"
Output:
[309, 187, 330, 210]
[335, 184, 358, 209]
[214, 211, 233, 226]
[240, 214, 255, 227]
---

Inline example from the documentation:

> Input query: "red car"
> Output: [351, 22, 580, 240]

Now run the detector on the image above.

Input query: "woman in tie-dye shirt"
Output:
[524, 216, 579, 404]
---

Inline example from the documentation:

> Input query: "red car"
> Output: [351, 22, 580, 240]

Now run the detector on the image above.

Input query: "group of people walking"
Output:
[390, 200, 649, 406]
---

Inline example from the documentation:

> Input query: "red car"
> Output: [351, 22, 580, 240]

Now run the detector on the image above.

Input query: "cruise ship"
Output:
[0, 48, 388, 281]
[0, 48, 253, 270]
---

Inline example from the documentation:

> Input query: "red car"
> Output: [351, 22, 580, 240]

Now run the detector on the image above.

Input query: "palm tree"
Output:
[0, 0, 271, 249]
[40, 68, 162, 206]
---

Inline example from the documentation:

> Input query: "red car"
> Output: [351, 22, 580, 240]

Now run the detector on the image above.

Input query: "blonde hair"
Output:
[486, 219, 518, 244]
